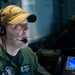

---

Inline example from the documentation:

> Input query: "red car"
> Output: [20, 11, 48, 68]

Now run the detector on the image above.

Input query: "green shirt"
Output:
[0, 45, 51, 75]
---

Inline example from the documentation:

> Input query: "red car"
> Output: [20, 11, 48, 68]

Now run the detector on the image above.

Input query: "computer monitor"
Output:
[66, 56, 75, 70]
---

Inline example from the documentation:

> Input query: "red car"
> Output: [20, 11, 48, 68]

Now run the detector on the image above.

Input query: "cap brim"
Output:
[27, 14, 37, 23]
[8, 14, 37, 25]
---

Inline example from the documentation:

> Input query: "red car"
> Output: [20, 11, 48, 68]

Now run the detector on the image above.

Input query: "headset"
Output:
[0, 25, 6, 36]
[0, 8, 6, 36]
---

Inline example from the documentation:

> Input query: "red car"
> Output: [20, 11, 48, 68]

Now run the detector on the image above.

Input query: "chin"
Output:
[21, 42, 28, 48]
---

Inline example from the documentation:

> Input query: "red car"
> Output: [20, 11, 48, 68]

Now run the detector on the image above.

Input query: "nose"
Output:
[23, 25, 30, 32]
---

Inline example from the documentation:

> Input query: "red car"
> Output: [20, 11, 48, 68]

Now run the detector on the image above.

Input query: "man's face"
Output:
[6, 19, 29, 47]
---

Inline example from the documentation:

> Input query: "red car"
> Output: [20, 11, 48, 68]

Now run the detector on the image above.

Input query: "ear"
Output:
[0, 25, 6, 36]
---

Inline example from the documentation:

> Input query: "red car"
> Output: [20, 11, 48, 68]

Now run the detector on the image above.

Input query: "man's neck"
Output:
[2, 37, 20, 56]
[6, 46, 20, 56]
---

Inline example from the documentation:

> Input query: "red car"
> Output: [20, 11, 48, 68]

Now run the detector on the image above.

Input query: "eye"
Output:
[16, 24, 21, 27]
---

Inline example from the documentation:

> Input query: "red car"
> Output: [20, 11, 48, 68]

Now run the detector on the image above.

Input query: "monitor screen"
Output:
[66, 57, 75, 70]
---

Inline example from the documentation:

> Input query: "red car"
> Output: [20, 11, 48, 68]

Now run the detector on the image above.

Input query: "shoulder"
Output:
[57, 29, 71, 41]
[20, 46, 38, 60]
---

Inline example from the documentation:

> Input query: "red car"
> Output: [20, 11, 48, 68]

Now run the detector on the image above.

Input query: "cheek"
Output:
[12, 31, 22, 38]
[6, 28, 22, 38]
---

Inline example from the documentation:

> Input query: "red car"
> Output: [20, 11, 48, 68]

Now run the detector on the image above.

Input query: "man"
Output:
[56, 15, 75, 49]
[0, 5, 51, 75]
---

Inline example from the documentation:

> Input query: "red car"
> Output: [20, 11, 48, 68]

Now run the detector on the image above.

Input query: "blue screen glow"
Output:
[67, 57, 75, 69]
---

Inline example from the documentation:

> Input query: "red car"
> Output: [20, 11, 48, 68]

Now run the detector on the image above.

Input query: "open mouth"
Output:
[21, 36, 28, 40]
[21, 37, 28, 43]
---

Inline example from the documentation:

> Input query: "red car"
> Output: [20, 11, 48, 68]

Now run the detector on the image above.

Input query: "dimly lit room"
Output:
[0, 0, 75, 75]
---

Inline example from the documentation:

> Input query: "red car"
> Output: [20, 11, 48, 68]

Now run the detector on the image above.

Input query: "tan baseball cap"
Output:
[1, 5, 37, 25]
